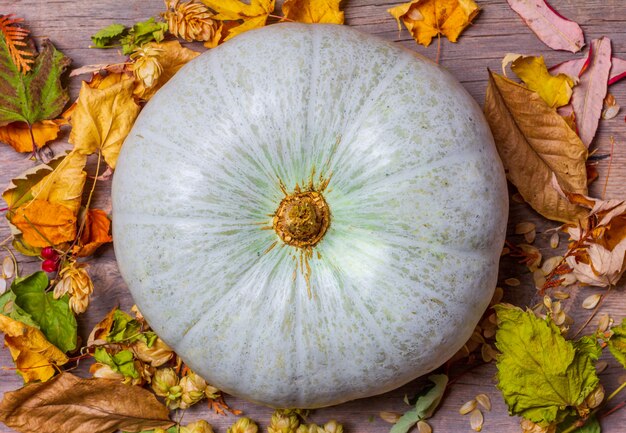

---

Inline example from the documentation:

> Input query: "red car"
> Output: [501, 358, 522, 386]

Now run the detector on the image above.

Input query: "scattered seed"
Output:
[552, 301, 562, 315]
[490, 287, 503, 306]
[0, 278, 6, 295]
[524, 230, 536, 244]
[550, 232, 560, 249]
[475, 394, 491, 411]
[2, 256, 14, 279]
[481, 343, 498, 363]
[505, 278, 520, 287]
[543, 296, 552, 310]
[379, 411, 401, 424]
[533, 270, 546, 290]
[469, 409, 484, 432]
[597, 314, 610, 332]
[459, 399, 477, 415]
[511, 193, 525, 203]
[541, 256, 563, 275]
[596, 360, 609, 373]
[483, 327, 496, 339]
[582, 294, 602, 310]
[553, 290, 569, 300]
[488, 313, 497, 325]
[553, 310, 567, 326]
[417, 420, 432, 433]
[585, 385, 605, 409]
[515, 222, 535, 235]
[602, 104, 620, 120]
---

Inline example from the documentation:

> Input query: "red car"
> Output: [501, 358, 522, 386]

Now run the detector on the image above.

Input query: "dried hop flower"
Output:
[54, 261, 94, 314]
[151, 367, 182, 408]
[131, 45, 164, 89]
[268, 410, 300, 433]
[179, 371, 209, 409]
[162, 0, 221, 47]
[132, 337, 174, 367]
[180, 420, 215, 433]
[227, 418, 259, 433]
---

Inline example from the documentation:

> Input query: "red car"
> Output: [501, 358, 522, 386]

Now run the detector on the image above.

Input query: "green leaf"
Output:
[607, 318, 626, 368]
[120, 18, 167, 55]
[11, 271, 77, 352]
[0, 290, 39, 328]
[494, 304, 600, 425]
[556, 416, 601, 433]
[0, 37, 70, 126]
[94, 347, 140, 379]
[106, 309, 155, 345]
[90, 23, 126, 48]
[390, 374, 448, 433]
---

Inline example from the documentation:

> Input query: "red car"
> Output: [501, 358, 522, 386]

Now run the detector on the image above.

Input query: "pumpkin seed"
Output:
[602, 104, 620, 120]
[519, 244, 542, 271]
[541, 256, 563, 275]
[417, 420, 432, 433]
[553, 310, 567, 326]
[596, 360, 609, 373]
[597, 314, 610, 332]
[2, 256, 14, 279]
[459, 399, 477, 415]
[515, 222, 535, 235]
[0, 278, 6, 296]
[553, 290, 569, 300]
[469, 409, 484, 432]
[582, 294, 602, 310]
[550, 232, 560, 249]
[524, 230, 536, 244]
[379, 411, 401, 424]
[533, 270, 546, 290]
[475, 393, 491, 411]
[504, 278, 520, 287]
[560, 273, 577, 287]
[584, 385, 605, 409]
[552, 301, 562, 315]
[543, 296, 552, 310]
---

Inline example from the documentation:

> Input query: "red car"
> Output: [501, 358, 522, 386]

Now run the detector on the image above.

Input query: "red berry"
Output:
[41, 246, 58, 260]
[41, 259, 58, 273]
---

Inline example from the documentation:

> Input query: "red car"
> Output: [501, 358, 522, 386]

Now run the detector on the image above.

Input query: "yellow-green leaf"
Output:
[511, 56, 575, 108]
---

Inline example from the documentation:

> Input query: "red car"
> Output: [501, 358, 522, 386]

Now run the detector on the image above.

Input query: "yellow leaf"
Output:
[388, 0, 480, 47]
[511, 56, 575, 108]
[0, 119, 67, 153]
[202, 0, 275, 40]
[0, 314, 68, 383]
[133, 41, 200, 100]
[10, 199, 77, 247]
[484, 72, 589, 224]
[282, 0, 344, 24]
[69, 79, 141, 169]
[30, 151, 87, 214]
[73, 209, 112, 257]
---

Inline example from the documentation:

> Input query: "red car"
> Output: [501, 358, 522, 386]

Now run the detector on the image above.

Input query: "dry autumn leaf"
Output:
[510, 56, 575, 108]
[10, 200, 76, 248]
[69, 78, 141, 169]
[0, 314, 68, 383]
[506, 0, 584, 53]
[484, 72, 589, 224]
[201, 0, 275, 41]
[282, 0, 344, 24]
[73, 209, 113, 257]
[0, 118, 67, 153]
[0, 373, 174, 433]
[388, 0, 480, 47]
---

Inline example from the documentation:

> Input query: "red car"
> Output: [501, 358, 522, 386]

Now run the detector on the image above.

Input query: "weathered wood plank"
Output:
[1, 1, 626, 432]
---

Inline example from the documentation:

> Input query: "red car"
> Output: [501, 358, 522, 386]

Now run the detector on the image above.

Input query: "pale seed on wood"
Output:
[475, 393, 491, 411]
[533, 270, 546, 290]
[553, 291, 569, 300]
[379, 411, 401, 424]
[524, 230, 536, 244]
[0, 278, 6, 296]
[560, 273, 577, 287]
[541, 256, 563, 275]
[602, 104, 620, 120]
[459, 399, 477, 415]
[417, 420, 432, 433]
[543, 296, 552, 310]
[597, 314, 610, 332]
[2, 256, 14, 279]
[582, 294, 602, 310]
[596, 360, 609, 373]
[505, 278, 520, 287]
[550, 232, 559, 249]
[515, 222, 535, 235]
[469, 409, 484, 432]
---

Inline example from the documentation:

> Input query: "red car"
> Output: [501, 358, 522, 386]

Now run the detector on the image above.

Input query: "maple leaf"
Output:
[388, 0, 480, 47]
[0, 118, 67, 153]
[0, 314, 69, 383]
[282, 0, 345, 24]
[69, 78, 141, 169]
[484, 72, 589, 224]
[509, 56, 575, 108]
[0, 37, 70, 127]
[73, 209, 112, 257]
[201, 0, 276, 41]
[0, 15, 34, 73]
[0, 373, 174, 433]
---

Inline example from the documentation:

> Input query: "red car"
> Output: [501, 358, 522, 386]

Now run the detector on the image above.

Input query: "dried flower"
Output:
[131, 337, 174, 367]
[268, 409, 301, 433]
[151, 367, 182, 408]
[179, 371, 209, 409]
[180, 420, 215, 433]
[131, 45, 163, 89]
[89, 362, 125, 380]
[320, 421, 342, 433]
[162, 0, 222, 47]
[227, 418, 258, 433]
[54, 260, 94, 314]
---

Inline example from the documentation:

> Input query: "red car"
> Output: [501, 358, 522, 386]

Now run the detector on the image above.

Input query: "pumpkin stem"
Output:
[273, 191, 330, 248]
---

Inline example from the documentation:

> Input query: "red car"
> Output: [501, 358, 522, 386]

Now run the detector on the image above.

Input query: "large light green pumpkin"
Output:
[112, 23, 508, 408]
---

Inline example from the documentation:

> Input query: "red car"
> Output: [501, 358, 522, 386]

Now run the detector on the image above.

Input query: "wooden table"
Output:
[1, 1, 625, 432]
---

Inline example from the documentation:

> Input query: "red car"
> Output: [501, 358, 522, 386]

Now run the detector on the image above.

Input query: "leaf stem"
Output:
[572, 286, 611, 338]
[607, 381, 626, 402]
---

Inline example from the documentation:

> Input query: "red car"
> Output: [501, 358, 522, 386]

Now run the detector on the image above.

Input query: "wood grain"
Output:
[1, 1, 626, 432]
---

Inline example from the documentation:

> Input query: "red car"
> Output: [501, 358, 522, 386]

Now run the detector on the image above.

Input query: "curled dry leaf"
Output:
[0, 373, 174, 433]
[484, 72, 589, 224]
[506, 0, 584, 53]
[201, 0, 275, 41]
[510, 56, 575, 108]
[388, 0, 480, 47]
[282, 0, 344, 24]
[73, 209, 113, 257]
[582, 293, 602, 310]
[0, 118, 67, 153]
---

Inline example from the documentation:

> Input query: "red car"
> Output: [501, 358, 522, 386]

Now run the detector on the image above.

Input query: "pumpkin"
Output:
[112, 23, 508, 408]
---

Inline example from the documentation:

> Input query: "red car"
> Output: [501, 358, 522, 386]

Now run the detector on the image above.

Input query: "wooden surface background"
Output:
[1, 0, 626, 432]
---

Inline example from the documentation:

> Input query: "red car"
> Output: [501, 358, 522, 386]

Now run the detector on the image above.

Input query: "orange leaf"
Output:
[282, 0, 344, 24]
[10, 199, 77, 248]
[74, 209, 112, 257]
[0, 119, 67, 153]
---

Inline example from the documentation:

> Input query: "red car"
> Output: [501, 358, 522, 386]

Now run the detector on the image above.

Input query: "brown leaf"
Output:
[484, 71, 589, 224]
[10, 199, 77, 247]
[0, 119, 67, 153]
[0, 373, 174, 433]
[73, 209, 112, 257]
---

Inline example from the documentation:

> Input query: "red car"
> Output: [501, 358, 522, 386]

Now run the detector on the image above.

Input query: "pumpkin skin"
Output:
[112, 23, 508, 408]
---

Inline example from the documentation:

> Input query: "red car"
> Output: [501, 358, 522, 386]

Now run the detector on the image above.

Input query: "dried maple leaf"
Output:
[510, 56, 575, 108]
[0, 373, 174, 433]
[506, 0, 584, 53]
[564, 195, 626, 287]
[388, 0, 480, 47]
[282, 0, 344, 24]
[73, 209, 112, 257]
[0, 118, 67, 153]
[484, 71, 589, 224]
[0, 314, 69, 383]
[69, 79, 141, 169]
[201, 0, 275, 41]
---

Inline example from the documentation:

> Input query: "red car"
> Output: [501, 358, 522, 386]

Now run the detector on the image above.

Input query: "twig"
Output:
[572, 287, 612, 338]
